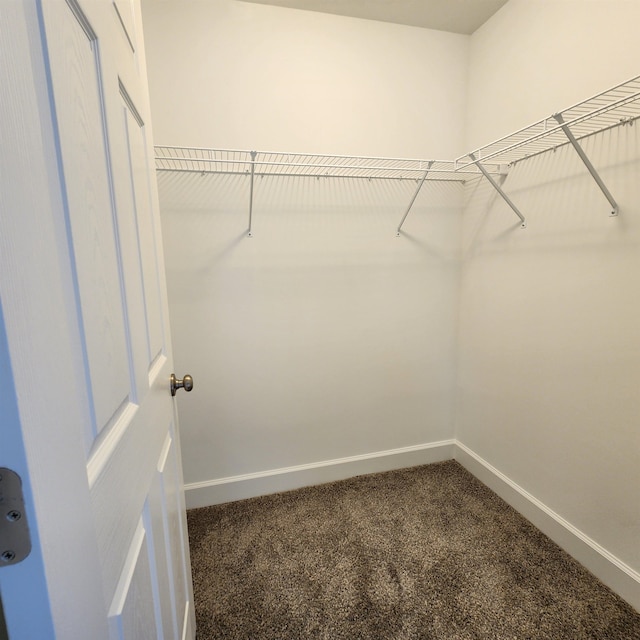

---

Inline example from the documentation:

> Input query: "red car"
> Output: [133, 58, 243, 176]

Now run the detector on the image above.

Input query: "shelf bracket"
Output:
[396, 161, 434, 235]
[247, 150, 257, 236]
[468, 152, 527, 228]
[553, 113, 619, 216]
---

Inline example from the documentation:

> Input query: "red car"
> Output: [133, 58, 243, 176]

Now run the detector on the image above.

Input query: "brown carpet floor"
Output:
[187, 460, 640, 639]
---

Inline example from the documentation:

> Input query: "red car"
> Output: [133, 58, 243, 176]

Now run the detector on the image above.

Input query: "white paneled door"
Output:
[0, 1, 195, 638]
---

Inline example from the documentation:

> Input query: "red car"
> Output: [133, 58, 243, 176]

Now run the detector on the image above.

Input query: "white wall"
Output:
[142, 0, 640, 606]
[159, 174, 461, 487]
[459, 0, 640, 602]
[466, 0, 640, 150]
[142, 0, 468, 496]
[142, 0, 468, 158]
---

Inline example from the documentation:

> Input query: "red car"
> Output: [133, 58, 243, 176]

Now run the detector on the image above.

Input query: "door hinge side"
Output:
[0, 469, 31, 566]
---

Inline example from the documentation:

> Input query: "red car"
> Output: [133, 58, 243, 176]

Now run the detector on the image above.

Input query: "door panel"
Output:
[53, 0, 133, 448]
[108, 518, 159, 640]
[89, 396, 166, 600]
[159, 427, 193, 637]
[120, 90, 166, 369]
[147, 439, 180, 639]
[146, 429, 188, 639]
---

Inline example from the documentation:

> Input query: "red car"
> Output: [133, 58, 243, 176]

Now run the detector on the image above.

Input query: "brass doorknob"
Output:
[170, 373, 193, 396]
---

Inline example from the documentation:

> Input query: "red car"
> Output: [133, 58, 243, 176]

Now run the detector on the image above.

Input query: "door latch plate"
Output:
[0, 468, 31, 566]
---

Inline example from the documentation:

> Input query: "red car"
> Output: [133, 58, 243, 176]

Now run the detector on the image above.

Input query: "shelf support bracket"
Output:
[468, 152, 527, 228]
[553, 113, 619, 216]
[396, 161, 434, 235]
[248, 150, 257, 236]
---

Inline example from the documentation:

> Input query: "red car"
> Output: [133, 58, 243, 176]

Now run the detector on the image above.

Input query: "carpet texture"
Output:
[187, 460, 640, 639]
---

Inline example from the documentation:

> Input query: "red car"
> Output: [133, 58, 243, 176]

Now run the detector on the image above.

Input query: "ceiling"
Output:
[239, 0, 509, 35]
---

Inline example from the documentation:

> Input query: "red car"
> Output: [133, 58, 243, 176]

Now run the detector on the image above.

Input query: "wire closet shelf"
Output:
[456, 74, 640, 169]
[154, 74, 640, 234]
[153, 150, 496, 182]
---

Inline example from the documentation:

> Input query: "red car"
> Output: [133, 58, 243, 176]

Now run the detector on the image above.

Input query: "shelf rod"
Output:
[396, 161, 434, 235]
[553, 113, 619, 216]
[248, 151, 256, 236]
[468, 152, 526, 228]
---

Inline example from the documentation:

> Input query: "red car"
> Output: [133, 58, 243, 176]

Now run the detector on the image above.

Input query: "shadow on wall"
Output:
[156, 165, 464, 483]
[460, 125, 640, 260]
[156, 169, 465, 263]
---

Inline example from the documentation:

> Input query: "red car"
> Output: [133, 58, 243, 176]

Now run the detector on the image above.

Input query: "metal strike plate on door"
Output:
[0, 468, 31, 566]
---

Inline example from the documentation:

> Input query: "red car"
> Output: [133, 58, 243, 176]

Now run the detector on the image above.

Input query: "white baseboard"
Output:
[184, 439, 456, 509]
[183, 437, 639, 612]
[454, 440, 640, 612]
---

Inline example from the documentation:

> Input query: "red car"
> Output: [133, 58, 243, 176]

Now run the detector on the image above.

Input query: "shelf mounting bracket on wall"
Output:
[396, 161, 434, 235]
[552, 113, 619, 217]
[247, 150, 257, 236]
[468, 152, 527, 228]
